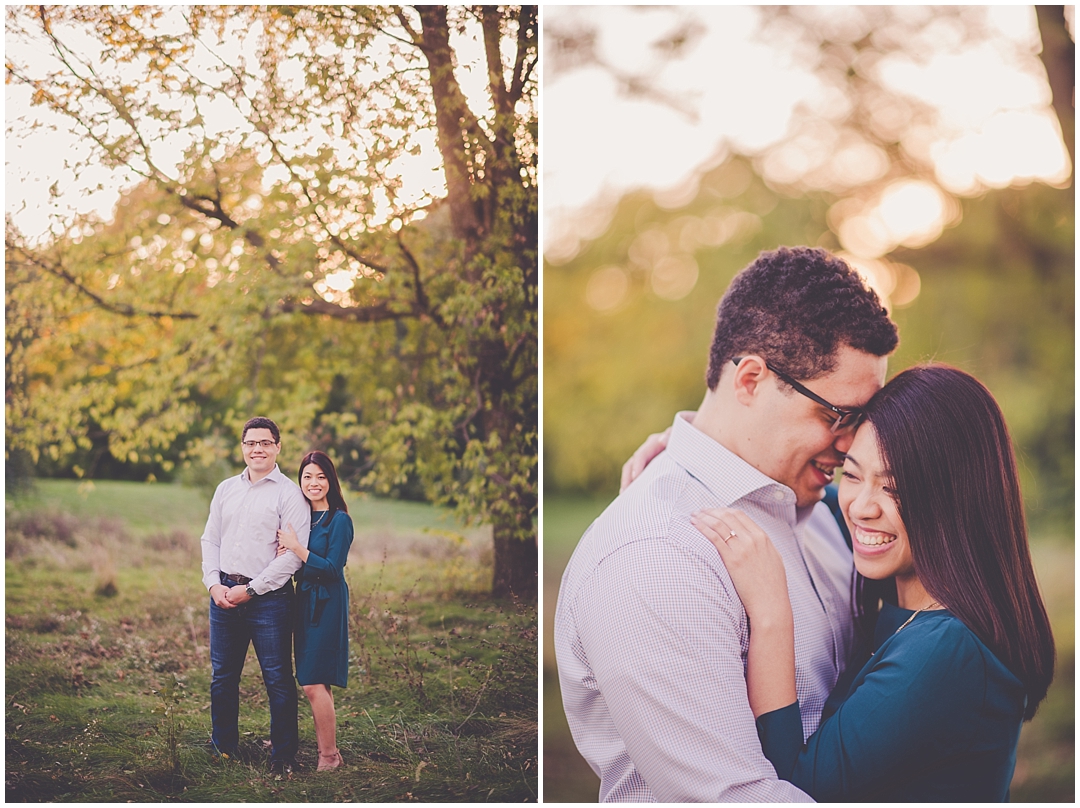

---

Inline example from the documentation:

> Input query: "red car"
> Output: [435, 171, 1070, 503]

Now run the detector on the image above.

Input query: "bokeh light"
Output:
[837, 252, 922, 311]
[650, 254, 699, 301]
[585, 265, 630, 313]
[545, 6, 1072, 265]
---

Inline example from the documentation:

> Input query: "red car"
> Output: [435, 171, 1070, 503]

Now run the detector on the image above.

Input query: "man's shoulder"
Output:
[560, 458, 727, 596]
[276, 474, 302, 492]
[555, 466, 747, 657]
[263, 465, 299, 488]
[602, 451, 737, 539]
[213, 472, 245, 495]
[582, 458, 690, 541]
[274, 473, 306, 502]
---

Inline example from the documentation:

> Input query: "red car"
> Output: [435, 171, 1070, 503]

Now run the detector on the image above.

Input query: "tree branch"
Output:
[36, 8, 176, 186]
[8, 241, 199, 320]
[252, 114, 395, 277]
[481, 8, 510, 117]
[395, 228, 446, 328]
[509, 6, 537, 104]
[278, 295, 415, 323]
[393, 7, 421, 44]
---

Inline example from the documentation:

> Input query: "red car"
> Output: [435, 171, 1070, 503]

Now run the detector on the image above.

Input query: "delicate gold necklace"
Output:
[872, 601, 940, 656]
[893, 601, 941, 634]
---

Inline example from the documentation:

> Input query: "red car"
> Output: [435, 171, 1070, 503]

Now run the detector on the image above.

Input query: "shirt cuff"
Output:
[755, 700, 803, 781]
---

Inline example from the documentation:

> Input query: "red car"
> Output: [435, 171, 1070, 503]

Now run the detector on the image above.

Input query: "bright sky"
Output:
[5, 9, 495, 244]
[543, 6, 1072, 267]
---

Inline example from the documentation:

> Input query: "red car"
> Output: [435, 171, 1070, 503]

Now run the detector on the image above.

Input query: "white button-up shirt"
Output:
[554, 414, 856, 802]
[200, 464, 311, 595]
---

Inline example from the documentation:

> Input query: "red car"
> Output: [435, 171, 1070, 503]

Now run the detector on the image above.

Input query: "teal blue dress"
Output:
[294, 509, 353, 687]
[756, 602, 1025, 802]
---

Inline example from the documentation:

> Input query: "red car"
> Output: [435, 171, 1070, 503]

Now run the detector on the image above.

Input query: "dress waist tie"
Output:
[298, 578, 331, 626]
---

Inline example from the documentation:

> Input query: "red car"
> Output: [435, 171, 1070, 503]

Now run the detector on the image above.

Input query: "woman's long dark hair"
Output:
[298, 451, 348, 518]
[862, 364, 1054, 719]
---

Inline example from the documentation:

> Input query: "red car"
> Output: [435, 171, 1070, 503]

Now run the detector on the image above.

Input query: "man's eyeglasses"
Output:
[242, 440, 278, 449]
[732, 357, 864, 433]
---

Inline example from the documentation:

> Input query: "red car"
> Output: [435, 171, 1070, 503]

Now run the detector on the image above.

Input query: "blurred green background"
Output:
[543, 6, 1073, 802]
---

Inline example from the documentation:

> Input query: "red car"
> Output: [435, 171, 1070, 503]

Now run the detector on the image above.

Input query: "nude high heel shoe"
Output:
[317, 750, 343, 771]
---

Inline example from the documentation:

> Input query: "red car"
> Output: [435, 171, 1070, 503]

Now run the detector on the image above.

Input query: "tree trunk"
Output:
[1035, 6, 1075, 177]
[492, 520, 537, 600]
[416, 6, 486, 241]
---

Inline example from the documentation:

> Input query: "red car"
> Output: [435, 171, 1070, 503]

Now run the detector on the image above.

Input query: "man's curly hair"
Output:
[705, 246, 898, 390]
[242, 416, 281, 444]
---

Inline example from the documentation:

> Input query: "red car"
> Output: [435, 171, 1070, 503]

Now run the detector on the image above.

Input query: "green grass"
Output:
[8, 478, 212, 537]
[6, 480, 537, 803]
[542, 493, 1074, 802]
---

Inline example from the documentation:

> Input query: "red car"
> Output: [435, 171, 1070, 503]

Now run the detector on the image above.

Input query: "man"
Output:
[554, 247, 899, 801]
[200, 416, 311, 772]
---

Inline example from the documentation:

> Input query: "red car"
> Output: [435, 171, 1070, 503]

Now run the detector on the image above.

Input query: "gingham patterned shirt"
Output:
[554, 414, 856, 802]
[200, 464, 310, 595]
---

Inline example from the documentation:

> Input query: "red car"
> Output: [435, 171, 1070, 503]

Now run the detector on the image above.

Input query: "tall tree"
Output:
[6, 5, 538, 598]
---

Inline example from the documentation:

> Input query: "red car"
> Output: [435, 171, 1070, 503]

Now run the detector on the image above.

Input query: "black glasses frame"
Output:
[731, 357, 863, 433]
[242, 440, 278, 449]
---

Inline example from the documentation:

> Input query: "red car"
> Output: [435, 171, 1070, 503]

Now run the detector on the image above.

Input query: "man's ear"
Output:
[731, 355, 768, 406]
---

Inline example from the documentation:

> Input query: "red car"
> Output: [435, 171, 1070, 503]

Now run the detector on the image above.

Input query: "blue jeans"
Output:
[209, 575, 298, 763]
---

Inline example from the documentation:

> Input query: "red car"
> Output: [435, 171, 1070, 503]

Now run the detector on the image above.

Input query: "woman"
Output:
[692, 364, 1054, 801]
[276, 451, 353, 772]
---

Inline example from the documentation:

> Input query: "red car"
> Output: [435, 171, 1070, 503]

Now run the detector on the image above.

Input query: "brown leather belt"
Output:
[224, 573, 253, 585]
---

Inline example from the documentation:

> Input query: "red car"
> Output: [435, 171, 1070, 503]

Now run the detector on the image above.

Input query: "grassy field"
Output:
[543, 493, 1075, 802]
[6, 479, 537, 802]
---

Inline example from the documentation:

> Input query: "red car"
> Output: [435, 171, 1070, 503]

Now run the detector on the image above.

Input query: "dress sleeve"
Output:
[302, 512, 353, 582]
[755, 619, 986, 801]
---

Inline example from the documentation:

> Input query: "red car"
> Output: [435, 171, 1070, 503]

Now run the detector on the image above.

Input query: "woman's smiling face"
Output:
[300, 463, 329, 507]
[837, 423, 916, 583]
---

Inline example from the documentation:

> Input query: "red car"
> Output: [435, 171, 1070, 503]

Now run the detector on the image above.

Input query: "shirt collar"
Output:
[664, 412, 798, 516]
[241, 464, 285, 485]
